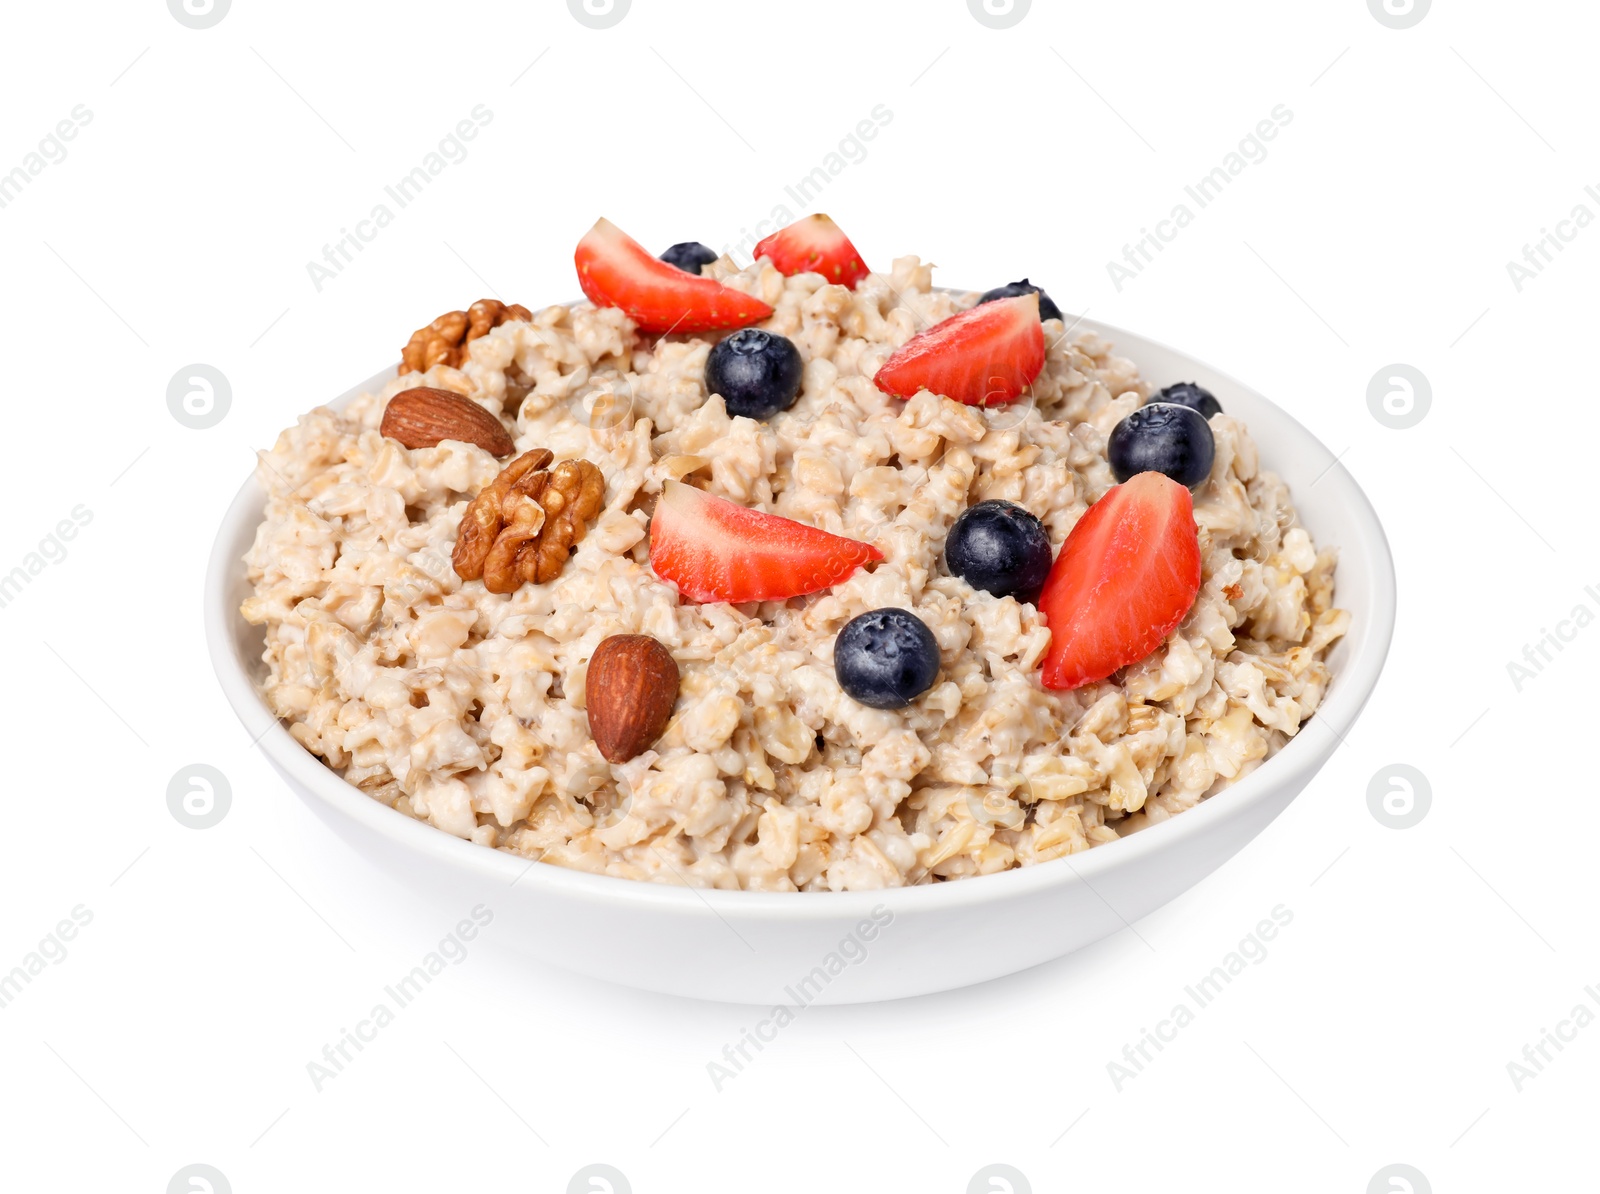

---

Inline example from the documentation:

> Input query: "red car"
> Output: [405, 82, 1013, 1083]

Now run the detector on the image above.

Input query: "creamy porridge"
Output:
[241, 218, 1347, 892]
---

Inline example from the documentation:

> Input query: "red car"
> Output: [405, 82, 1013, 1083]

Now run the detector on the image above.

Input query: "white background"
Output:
[1, 1, 1593, 1191]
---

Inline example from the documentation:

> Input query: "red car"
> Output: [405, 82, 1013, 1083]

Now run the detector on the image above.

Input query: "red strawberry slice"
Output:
[753, 214, 870, 289]
[1038, 472, 1202, 691]
[575, 218, 773, 334]
[873, 293, 1044, 406]
[649, 480, 883, 603]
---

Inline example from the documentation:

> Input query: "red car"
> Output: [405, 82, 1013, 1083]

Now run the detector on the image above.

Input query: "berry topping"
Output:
[753, 214, 870, 289]
[1107, 402, 1215, 489]
[833, 608, 942, 709]
[1038, 473, 1202, 690]
[659, 241, 719, 275]
[1152, 380, 1222, 419]
[944, 500, 1053, 604]
[977, 278, 1064, 323]
[648, 480, 882, 604]
[575, 218, 773, 334]
[872, 293, 1045, 407]
[706, 329, 804, 420]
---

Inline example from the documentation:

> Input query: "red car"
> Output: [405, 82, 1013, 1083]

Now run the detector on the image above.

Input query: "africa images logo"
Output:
[167, 0, 230, 29]
[967, 0, 1031, 30]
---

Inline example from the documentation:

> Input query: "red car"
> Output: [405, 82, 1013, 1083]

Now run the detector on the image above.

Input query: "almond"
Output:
[585, 634, 680, 764]
[379, 387, 515, 456]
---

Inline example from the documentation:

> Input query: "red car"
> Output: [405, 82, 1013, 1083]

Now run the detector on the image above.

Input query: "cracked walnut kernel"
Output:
[452, 449, 606, 594]
[402, 299, 532, 375]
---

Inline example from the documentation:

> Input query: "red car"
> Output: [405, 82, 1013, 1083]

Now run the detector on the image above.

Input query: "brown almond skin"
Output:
[380, 387, 515, 456]
[585, 635, 680, 763]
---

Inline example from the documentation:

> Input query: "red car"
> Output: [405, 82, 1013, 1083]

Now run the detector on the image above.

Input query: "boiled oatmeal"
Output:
[241, 216, 1348, 892]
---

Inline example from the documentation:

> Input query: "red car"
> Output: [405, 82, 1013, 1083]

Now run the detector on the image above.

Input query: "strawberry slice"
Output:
[753, 214, 870, 289]
[575, 218, 773, 334]
[649, 481, 882, 603]
[1038, 472, 1202, 691]
[873, 293, 1044, 406]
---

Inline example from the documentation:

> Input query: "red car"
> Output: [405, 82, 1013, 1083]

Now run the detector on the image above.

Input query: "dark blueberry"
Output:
[977, 278, 1063, 323]
[705, 329, 803, 419]
[1107, 402, 1215, 489]
[660, 241, 718, 275]
[833, 608, 942, 709]
[944, 500, 1053, 604]
[1152, 380, 1222, 419]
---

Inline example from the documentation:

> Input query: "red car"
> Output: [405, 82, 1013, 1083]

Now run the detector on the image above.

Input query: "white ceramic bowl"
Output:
[205, 315, 1395, 1005]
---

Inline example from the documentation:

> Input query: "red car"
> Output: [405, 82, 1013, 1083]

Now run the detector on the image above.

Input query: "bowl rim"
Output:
[205, 310, 1395, 921]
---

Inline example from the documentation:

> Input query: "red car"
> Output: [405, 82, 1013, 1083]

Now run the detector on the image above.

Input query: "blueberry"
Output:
[1108, 402, 1215, 489]
[834, 608, 942, 709]
[977, 278, 1063, 323]
[705, 329, 803, 419]
[944, 500, 1053, 604]
[1152, 381, 1222, 419]
[660, 242, 718, 275]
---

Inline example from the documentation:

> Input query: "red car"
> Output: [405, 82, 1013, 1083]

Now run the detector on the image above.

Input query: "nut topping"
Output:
[585, 635, 680, 763]
[380, 387, 516, 456]
[401, 298, 532, 375]
[452, 449, 605, 593]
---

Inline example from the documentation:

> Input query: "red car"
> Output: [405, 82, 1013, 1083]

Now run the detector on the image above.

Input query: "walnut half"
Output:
[452, 449, 606, 594]
[402, 299, 532, 376]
